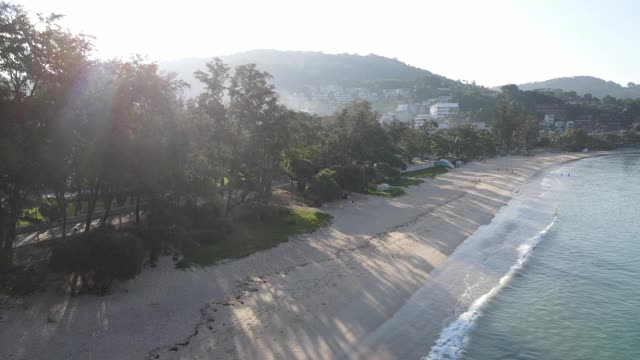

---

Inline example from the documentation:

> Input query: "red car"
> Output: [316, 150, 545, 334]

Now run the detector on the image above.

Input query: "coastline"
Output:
[0, 153, 601, 360]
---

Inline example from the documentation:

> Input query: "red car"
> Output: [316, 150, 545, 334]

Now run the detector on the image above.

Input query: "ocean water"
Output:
[426, 153, 640, 360]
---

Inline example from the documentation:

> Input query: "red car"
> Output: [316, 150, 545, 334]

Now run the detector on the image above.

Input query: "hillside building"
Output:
[429, 103, 459, 119]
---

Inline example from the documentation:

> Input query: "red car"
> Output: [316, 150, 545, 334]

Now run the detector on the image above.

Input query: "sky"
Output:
[20, 0, 640, 87]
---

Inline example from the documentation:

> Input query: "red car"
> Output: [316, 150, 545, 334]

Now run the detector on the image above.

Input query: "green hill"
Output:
[160, 49, 464, 97]
[516, 76, 640, 99]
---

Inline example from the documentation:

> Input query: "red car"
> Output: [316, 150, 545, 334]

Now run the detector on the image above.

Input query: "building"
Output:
[412, 114, 430, 128]
[566, 121, 575, 130]
[384, 88, 411, 98]
[543, 114, 555, 128]
[437, 120, 450, 129]
[469, 122, 490, 131]
[395, 104, 413, 122]
[575, 114, 595, 131]
[345, 87, 379, 102]
[429, 103, 459, 120]
[599, 113, 623, 132]
[535, 104, 565, 124]
[379, 112, 396, 124]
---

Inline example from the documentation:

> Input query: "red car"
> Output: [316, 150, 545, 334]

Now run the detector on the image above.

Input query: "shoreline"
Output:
[0, 152, 606, 360]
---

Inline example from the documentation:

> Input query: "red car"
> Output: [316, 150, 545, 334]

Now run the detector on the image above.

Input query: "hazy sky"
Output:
[21, 0, 640, 87]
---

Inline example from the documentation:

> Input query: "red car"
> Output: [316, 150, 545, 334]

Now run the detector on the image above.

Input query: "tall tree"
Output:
[228, 64, 284, 204]
[0, 2, 91, 271]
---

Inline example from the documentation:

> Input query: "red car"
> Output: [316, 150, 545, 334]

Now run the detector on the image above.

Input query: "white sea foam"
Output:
[423, 218, 557, 360]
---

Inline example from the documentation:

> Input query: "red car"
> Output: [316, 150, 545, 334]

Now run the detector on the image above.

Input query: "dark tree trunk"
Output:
[101, 195, 113, 227]
[224, 185, 233, 218]
[1, 189, 21, 273]
[260, 165, 273, 204]
[84, 179, 101, 232]
[75, 186, 82, 216]
[296, 178, 306, 193]
[54, 191, 68, 242]
[0, 215, 14, 274]
[135, 195, 141, 225]
[61, 207, 67, 241]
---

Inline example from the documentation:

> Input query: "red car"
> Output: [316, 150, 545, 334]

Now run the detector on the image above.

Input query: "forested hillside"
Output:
[517, 76, 640, 99]
[161, 49, 466, 96]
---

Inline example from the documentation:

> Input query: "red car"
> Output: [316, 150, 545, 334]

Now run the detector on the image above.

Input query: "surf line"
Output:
[423, 217, 558, 360]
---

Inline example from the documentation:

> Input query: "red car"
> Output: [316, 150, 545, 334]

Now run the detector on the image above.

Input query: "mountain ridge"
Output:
[160, 49, 466, 96]
[514, 75, 640, 99]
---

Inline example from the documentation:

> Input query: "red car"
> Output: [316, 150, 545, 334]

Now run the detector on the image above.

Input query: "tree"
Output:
[491, 93, 536, 154]
[281, 148, 316, 192]
[228, 64, 285, 205]
[0, 2, 91, 271]
[324, 102, 403, 168]
[384, 119, 422, 162]
[430, 130, 453, 158]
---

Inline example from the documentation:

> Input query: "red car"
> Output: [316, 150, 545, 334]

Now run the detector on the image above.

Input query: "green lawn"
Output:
[390, 177, 424, 187]
[176, 208, 332, 268]
[366, 173, 427, 198]
[17, 201, 89, 228]
[17, 206, 44, 227]
[402, 166, 448, 179]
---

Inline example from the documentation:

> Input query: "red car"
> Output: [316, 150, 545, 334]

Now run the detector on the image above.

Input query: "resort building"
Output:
[429, 102, 459, 120]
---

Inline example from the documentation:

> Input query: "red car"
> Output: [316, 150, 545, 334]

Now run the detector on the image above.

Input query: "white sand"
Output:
[0, 153, 592, 360]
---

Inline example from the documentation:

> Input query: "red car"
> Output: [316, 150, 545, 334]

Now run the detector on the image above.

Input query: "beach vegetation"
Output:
[50, 227, 145, 294]
[390, 177, 425, 187]
[176, 207, 331, 268]
[305, 169, 343, 203]
[403, 167, 449, 179]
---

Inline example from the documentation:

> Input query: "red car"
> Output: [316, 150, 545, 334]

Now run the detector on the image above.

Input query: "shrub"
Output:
[335, 164, 367, 192]
[184, 201, 223, 229]
[50, 227, 145, 294]
[0, 266, 42, 296]
[232, 203, 287, 222]
[305, 168, 342, 203]
[141, 201, 192, 261]
[375, 162, 401, 183]
[189, 225, 232, 246]
[38, 201, 64, 223]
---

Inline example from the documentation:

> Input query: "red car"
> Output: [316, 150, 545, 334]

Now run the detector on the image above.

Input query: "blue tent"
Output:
[435, 159, 455, 169]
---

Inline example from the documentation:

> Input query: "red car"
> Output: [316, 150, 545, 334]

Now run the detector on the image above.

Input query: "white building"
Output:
[384, 88, 411, 98]
[413, 114, 430, 128]
[543, 114, 555, 127]
[430, 103, 459, 119]
[379, 112, 396, 124]
[437, 120, 450, 129]
[469, 122, 489, 131]
[395, 104, 412, 122]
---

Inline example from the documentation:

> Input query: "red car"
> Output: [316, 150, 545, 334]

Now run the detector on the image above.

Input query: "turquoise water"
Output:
[460, 154, 640, 359]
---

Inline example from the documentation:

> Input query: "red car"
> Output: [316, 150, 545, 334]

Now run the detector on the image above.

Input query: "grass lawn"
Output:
[177, 208, 332, 268]
[17, 201, 95, 228]
[367, 173, 427, 198]
[390, 177, 424, 187]
[402, 166, 448, 179]
[17, 206, 44, 227]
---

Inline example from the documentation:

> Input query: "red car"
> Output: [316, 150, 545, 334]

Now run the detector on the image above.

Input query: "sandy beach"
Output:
[0, 153, 593, 360]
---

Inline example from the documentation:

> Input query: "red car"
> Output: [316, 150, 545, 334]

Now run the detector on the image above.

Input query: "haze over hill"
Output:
[516, 76, 640, 99]
[162, 50, 463, 91]
[160, 50, 477, 114]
